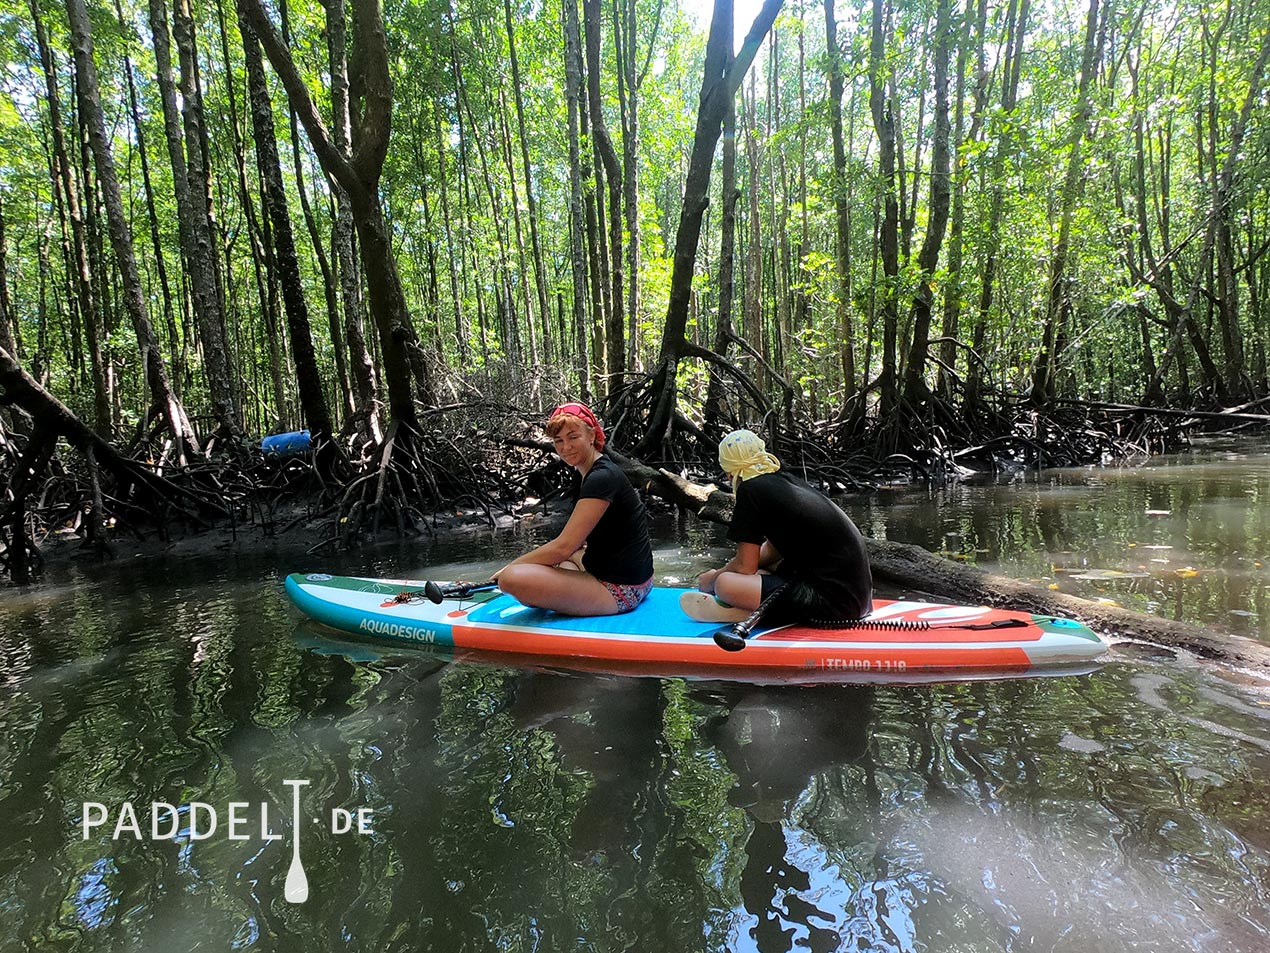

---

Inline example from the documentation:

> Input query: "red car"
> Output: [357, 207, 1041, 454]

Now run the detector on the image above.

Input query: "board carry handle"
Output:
[423, 580, 500, 604]
[713, 581, 792, 652]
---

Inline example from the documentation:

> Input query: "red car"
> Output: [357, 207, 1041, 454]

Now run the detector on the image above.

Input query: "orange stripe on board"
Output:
[761, 623, 1044, 645]
[450, 623, 1035, 672]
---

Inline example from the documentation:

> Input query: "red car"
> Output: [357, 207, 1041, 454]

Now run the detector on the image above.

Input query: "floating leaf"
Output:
[1048, 582, 1060, 590]
[1068, 569, 1149, 581]
[1175, 567, 1199, 578]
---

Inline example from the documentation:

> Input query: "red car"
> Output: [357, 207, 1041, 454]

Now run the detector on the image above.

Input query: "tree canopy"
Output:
[1, 0, 1268, 470]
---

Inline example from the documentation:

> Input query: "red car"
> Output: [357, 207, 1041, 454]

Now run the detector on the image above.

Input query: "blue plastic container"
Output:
[261, 429, 312, 457]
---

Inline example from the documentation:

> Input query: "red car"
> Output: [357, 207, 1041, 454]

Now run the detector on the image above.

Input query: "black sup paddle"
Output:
[423, 580, 500, 604]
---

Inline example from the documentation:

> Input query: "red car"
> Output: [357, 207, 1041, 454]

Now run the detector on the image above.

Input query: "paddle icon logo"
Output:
[283, 780, 309, 904]
[80, 779, 375, 904]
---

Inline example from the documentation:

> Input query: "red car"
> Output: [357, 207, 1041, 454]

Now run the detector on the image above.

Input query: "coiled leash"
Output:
[806, 616, 1030, 632]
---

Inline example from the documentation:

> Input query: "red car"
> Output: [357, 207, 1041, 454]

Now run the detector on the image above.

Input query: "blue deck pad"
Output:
[465, 587, 726, 639]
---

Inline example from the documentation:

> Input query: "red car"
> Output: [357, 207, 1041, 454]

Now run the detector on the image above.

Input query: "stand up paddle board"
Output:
[285, 572, 1108, 680]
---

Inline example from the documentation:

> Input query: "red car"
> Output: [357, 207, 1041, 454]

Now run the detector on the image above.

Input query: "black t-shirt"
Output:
[728, 471, 872, 617]
[572, 455, 654, 585]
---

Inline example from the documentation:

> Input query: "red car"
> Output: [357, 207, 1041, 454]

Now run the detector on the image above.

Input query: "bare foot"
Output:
[679, 590, 750, 623]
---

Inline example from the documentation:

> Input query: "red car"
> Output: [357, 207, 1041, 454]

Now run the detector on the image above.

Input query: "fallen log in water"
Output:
[865, 538, 1270, 671]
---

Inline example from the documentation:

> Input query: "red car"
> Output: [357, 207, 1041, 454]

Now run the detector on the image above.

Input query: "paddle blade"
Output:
[284, 854, 309, 904]
[424, 581, 444, 604]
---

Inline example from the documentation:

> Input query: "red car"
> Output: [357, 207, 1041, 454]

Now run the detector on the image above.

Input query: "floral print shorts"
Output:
[599, 575, 654, 613]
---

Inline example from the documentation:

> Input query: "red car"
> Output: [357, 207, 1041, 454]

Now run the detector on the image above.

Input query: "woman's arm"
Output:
[492, 498, 610, 579]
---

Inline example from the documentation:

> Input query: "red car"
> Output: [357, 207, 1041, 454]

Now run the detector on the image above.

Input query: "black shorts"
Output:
[759, 573, 857, 624]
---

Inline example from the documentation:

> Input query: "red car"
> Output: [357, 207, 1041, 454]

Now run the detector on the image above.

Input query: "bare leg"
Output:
[498, 563, 620, 616]
[712, 571, 764, 611]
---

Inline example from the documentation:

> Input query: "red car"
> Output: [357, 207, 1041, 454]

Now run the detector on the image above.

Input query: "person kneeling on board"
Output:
[493, 402, 654, 616]
[684, 429, 873, 625]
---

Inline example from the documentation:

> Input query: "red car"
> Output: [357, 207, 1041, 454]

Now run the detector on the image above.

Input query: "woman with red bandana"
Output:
[493, 402, 654, 615]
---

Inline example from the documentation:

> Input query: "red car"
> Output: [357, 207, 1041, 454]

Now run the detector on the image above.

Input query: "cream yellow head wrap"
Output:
[718, 429, 781, 490]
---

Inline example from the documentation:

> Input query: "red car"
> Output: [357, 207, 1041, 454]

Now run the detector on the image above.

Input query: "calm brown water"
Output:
[2, 439, 1269, 952]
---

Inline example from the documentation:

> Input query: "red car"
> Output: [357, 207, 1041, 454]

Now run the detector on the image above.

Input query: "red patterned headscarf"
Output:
[547, 402, 606, 450]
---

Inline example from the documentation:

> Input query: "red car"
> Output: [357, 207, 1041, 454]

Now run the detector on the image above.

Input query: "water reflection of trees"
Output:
[413, 668, 745, 950]
[4, 571, 1270, 952]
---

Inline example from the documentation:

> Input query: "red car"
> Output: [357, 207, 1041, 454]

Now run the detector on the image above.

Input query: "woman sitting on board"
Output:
[684, 429, 873, 624]
[493, 402, 654, 616]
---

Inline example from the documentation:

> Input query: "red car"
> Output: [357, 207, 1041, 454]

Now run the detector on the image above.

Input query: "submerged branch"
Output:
[864, 538, 1270, 671]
